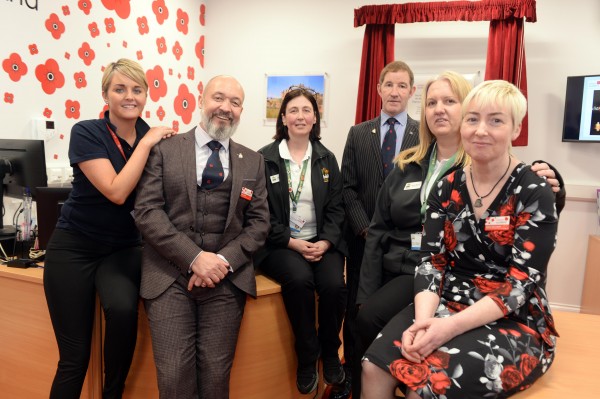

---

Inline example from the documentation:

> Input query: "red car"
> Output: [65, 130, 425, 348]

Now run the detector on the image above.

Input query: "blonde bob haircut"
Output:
[395, 71, 472, 170]
[462, 79, 527, 128]
[101, 58, 148, 94]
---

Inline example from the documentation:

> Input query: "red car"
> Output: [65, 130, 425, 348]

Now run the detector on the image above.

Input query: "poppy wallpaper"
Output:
[0, 0, 206, 166]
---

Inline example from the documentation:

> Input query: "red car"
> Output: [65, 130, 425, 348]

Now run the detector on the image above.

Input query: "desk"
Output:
[0, 266, 322, 398]
[123, 274, 323, 399]
[581, 235, 600, 314]
[0, 265, 101, 399]
[513, 310, 600, 398]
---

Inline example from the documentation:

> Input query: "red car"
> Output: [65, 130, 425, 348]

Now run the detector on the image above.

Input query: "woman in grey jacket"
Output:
[256, 86, 347, 395]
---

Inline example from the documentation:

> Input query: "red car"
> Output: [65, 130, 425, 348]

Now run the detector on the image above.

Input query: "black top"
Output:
[254, 139, 347, 265]
[56, 111, 149, 247]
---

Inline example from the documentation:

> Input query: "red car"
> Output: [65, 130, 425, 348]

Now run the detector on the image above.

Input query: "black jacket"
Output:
[254, 139, 347, 265]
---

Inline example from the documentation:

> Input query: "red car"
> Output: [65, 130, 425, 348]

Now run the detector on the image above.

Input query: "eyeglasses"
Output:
[287, 85, 317, 95]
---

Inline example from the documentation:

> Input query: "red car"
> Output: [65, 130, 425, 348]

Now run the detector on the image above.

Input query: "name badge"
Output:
[404, 181, 422, 190]
[240, 187, 253, 201]
[410, 232, 422, 250]
[270, 174, 280, 184]
[290, 212, 306, 233]
[484, 216, 511, 231]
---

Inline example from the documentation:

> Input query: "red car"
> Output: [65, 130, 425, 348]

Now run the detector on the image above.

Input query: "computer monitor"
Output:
[35, 186, 71, 251]
[0, 139, 48, 236]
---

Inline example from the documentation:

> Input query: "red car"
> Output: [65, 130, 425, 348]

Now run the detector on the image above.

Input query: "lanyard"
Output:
[420, 144, 457, 220]
[284, 158, 309, 212]
[106, 123, 128, 161]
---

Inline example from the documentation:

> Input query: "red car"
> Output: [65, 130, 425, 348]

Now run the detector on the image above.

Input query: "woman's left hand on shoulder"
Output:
[142, 126, 177, 147]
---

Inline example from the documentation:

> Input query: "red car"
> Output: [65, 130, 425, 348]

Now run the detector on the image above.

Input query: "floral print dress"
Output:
[364, 163, 559, 399]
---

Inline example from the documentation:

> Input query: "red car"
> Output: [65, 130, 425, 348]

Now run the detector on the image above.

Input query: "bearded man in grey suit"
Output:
[134, 75, 270, 399]
[339, 60, 420, 399]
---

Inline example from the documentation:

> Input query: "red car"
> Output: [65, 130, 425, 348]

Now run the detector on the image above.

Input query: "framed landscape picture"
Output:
[264, 73, 328, 126]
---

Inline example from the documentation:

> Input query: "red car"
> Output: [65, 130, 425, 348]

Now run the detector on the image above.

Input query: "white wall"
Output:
[206, 0, 600, 311]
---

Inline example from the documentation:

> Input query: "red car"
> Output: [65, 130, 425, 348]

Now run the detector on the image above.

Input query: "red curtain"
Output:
[353, 0, 536, 145]
[355, 24, 395, 124]
[354, 0, 537, 26]
[485, 17, 528, 146]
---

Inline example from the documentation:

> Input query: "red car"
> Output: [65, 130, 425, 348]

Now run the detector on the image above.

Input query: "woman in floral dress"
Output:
[361, 80, 559, 399]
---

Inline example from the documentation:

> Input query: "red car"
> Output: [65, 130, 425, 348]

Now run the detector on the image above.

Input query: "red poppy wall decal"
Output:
[89, 22, 100, 38]
[65, 52, 71, 60]
[78, 0, 92, 15]
[137, 51, 143, 60]
[122, 41, 128, 48]
[60, 134, 64, 140]
[137, 16, 149, 35]
[146, 65, 168, 102]
[145, 110, 150, 118]
[197, 81, 204, 96]
[29, 44, 38, 55]
[4, 93, 14, 104]
[156, 105, 165, 121]
[172, 41, 183, 61]
[65, 100, 81, 119]
[152, 0, 169, 25]
[102, 0, 131, 19]
[195, 35, 204, 68]
[105, 17, 116, 33]
[172, 120, 179, 132]
[156, 37, 167, 54]
[99, 104, 108, 118]
[43, 108, 53, 118]
[173, 84, 196, 124]
[176, 8, 189, 35]
[62, 6, 70, 16]
[35, 59, 65, 94]
[199, 4, 206, 26]
[2, 53, 28, 82]
[45, 13, 66, 40]
[78, 42, 96, 66]
[187, 67, 194, 80]
[53, 154, 58, 160]
[74, 71, 87, 89]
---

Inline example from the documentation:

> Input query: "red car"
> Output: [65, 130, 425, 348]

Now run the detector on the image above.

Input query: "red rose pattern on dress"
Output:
[376, 164, 559, 398]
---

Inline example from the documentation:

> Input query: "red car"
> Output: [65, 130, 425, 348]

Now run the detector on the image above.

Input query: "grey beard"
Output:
[202, 112, 238, 141]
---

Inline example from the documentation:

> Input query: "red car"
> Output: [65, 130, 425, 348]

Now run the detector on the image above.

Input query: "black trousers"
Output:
[353, 272, 415, 398]
[343, 233, 364, 396]
[260, 247, 347, 367]
[44, 228, 141, 399]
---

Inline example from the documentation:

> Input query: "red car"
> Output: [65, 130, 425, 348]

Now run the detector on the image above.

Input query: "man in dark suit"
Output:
[134, 75, 270, 399]
[339, 60, 420, 398]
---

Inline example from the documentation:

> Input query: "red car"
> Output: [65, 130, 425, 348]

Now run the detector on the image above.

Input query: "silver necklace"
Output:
[470, 155, 511, 208]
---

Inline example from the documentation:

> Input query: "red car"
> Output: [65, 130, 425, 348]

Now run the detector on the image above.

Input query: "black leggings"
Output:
[43, 228, 141, 399]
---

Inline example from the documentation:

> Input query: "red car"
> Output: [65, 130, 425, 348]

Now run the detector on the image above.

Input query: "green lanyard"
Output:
[420, 144, 458, 220]
[284, 158, 309, 212]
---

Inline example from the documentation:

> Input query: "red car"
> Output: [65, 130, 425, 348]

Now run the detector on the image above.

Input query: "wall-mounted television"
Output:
[562, 74, 600, 143]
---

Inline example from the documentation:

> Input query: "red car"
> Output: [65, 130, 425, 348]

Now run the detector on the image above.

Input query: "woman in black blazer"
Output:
[256, 87, 347, 395]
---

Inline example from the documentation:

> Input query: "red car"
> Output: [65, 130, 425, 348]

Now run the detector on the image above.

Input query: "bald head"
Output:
[199, 75, 245, 140]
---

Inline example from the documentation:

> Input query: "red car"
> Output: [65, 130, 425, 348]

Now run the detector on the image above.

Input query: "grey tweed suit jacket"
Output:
[134, 130, 270, 299]
[341, 115, 420, 236]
